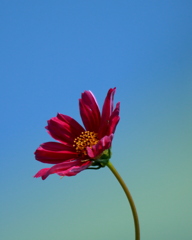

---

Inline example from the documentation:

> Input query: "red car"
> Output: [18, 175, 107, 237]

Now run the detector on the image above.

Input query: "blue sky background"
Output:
[1, 1, 192, 240]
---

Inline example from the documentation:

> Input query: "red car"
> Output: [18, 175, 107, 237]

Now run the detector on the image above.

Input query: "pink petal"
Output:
[35, 142, 78, 164]
[79, 99, 94, 131]
[38, 142, 75, 151]
[34, 160, 91, 180]
[79, 91, 101, 132]
[107, 102, 120, 135]
[56, 114, 85, 136]
[57, 161, 91, 177]
[87, 134, 113, 159]
[46, 117, 79, 145]
[98, 88, 116, 138]
[81, 91, 101, 131]
[102, 88, 116, 119]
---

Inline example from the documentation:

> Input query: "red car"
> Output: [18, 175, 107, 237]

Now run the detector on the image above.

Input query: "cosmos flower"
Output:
[34, 88, 120, 180]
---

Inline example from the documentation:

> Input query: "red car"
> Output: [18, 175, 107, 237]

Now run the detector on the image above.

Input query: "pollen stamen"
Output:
[73, 131, 98, 156]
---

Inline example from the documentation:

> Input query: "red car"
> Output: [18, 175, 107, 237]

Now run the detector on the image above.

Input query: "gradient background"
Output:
[1, 1, 192, 240]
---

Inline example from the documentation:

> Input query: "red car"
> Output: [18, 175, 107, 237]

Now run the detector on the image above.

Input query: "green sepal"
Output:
[90, 149, 112, 168]
[100, 148, 111, 160]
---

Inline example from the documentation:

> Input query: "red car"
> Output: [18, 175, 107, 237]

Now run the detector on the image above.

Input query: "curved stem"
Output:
[107, 161, 140, 240]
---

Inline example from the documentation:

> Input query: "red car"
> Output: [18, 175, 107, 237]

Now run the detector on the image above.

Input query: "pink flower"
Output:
[34, 88, 120, 180]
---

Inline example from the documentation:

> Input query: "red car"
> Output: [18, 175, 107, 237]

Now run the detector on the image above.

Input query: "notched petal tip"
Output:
[33, 168, 50, 179]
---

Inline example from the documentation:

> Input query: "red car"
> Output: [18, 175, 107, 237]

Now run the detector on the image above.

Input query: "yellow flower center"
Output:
[73, 131, 98, 156]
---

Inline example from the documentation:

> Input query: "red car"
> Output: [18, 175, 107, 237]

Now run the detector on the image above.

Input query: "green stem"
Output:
[107, 161, 140, 240]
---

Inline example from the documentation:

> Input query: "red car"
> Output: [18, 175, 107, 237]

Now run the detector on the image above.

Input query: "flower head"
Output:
[34, 88, 120, 180]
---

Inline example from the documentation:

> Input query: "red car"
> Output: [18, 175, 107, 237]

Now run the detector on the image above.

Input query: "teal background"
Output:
[1, 1, 191, 239]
